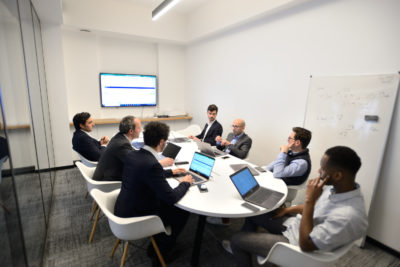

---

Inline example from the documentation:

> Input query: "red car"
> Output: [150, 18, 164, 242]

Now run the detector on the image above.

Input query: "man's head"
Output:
[232, 118, 245, 136]
[207, 104, 218, 123]
[288, 127, 312, 151]
[119, 116, 142, 140]
[143, 122, 170, 150]
[319, 146, 361, 186]
[73, 112, 93, 131]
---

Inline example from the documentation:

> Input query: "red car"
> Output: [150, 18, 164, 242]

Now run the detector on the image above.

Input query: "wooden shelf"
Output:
[69, 116, 192, 126]
[0, 124, 31, 130]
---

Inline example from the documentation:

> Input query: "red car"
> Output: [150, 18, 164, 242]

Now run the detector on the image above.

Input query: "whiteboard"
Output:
[304, 73, 400, 219]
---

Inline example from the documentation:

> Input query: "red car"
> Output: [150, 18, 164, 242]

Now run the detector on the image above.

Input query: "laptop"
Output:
[230, 164, 259, 176]
[230, 167, 284, 209]
[195, 140, 227, 157]
[162, 142, 182, 159]
[176, 152, 216, 185]
[170, 137, 191, 143]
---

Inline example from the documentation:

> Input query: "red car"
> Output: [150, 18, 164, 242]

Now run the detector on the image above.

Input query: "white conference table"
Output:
[166, 134, 287, 266]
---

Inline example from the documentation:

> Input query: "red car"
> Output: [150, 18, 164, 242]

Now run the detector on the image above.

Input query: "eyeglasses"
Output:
[232, 125, 242, 128]
[288, 137, 296, 141]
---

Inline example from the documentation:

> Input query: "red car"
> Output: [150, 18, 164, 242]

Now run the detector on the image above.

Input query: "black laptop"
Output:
[230, 167, 284, 209]
[162, 142, 181, 159]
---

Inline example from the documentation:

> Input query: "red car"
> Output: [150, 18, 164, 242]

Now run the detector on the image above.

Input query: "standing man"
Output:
[225, 146, 368, 267]
[114, 122, 193, 263]
[265, 127, 312, 185]
[72, 112, 109, 161]
[215, 118, 252, 159]
[93, 116, 141, 181]
[189, 104, 223, 146]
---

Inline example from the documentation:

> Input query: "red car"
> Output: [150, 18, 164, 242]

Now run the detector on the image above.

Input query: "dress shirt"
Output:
[143, 145, 160, 160]
[282, 184, 368, 251]
[265, 152, 308, 177]
[225, 132, 244, 153]
[202, 121, 215, 142]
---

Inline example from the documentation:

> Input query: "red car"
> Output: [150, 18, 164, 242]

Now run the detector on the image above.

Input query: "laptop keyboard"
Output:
[175, 172, 203, 183]
[247, 191, 270, 203]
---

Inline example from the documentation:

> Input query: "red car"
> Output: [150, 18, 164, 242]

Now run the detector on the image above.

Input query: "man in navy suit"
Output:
[72, 112, 109, 161]
[189, 104, 223, 146]
[114, 122, 193, 262]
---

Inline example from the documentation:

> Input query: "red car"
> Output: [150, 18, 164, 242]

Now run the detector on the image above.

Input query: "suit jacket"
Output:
[114, 148, 189, 218]
[72, 130, 105, 161]
[218, 132, 252, 159]
[93, 132, 133, 181]
[196, 120, 223, 146]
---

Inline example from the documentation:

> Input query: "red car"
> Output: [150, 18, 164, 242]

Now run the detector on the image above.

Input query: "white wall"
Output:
[186, 0, 400, 251]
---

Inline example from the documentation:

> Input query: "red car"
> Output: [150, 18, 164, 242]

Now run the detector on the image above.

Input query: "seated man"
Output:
[114, 122, 194, 263]
[215, 118, 252, 159]
[93, 116, 141, 181]
[265, 127, 312, 185]
[225, 146, 368, 267]
[72, 112, 109, 161]
[189, 104, 222, 146]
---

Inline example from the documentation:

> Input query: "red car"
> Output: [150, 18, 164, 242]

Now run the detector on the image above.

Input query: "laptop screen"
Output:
[189, 152, 215, 178]
[230, 167, 258, 196]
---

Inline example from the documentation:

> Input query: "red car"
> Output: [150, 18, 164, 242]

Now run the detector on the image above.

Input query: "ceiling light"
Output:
[152, 0, 180, 21]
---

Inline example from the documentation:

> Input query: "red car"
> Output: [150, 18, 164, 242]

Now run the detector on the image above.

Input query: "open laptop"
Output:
[195, 140, 226, 157]
[161, 142, 181, 159]
[176, 152, 215, 185]
[230, 163, 259, 176]
[230, 167, 284, 209]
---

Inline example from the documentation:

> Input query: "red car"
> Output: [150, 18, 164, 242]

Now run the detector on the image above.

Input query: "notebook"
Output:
[161, 142, 181, 159]
[176, 152, 215, 185]
[195, 140, 226, 157]
[230, 167, 284, 209]
[230, 164, 259, 176]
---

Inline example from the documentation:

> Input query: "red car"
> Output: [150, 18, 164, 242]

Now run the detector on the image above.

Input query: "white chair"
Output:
[91, 188, 171, 267]
[285, 182, 307, 206]
[75, 151, 98, 167]
[175, 124, 202, 137]
[75, 161, 121, 243]
[257, 241, 355, 267]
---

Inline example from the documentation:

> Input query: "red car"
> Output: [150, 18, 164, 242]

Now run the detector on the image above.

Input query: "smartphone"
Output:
[241, 202, 260, 212]
[221, 156, 230, 159]
[197, 184, 208, 193]
[255, 166, 266, 173]
[175, 161, 189, 165]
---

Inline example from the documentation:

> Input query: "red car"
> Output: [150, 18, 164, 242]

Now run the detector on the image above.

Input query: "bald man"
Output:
[215, 118, 252, 159]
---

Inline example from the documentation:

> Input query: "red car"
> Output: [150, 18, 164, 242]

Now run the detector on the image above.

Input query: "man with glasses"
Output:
[215, 118, 252, 159]
[265, 127, 312, 185]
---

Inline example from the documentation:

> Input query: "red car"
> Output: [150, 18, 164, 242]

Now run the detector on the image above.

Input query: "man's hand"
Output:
[179, 174, 194, 184]
[305, 177, 328, 204]
[100, 136, 109, 145]
[272, 207, 288, 218]
[189, 135, 200, 141]
[159, 157, 174, 167]
[215, 136, 223, 142]
[280, 144, 290, 154]
[172, 168, 186, 175]
[221, 139, 231, 146]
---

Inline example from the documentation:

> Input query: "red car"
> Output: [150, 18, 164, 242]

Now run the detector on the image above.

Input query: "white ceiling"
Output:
[125, 0, 211, 14]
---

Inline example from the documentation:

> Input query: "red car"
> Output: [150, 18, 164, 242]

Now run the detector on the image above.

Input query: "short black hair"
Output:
[207, 104, 218, 113]
[73, 112, 91, 130]
[293, 127, 312, 149]
[143, 122, 169, 147]
[325, 146, 361, 176]
[119, 116, 136, 134]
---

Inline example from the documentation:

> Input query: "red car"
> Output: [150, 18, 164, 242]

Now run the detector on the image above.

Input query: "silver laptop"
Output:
[195, 140, 227, 158]
[230, 167, 284, 209]
[230, 164, 259, 176]
[176, 152, 216, 185]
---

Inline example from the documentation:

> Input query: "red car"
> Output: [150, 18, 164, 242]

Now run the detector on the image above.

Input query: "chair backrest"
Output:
[175, 124, 202, 137]
[75, 151, 98, 167]
[75, 161, 121, 193]
[257, 241, 355, 267]
[90, 188, 170, 241]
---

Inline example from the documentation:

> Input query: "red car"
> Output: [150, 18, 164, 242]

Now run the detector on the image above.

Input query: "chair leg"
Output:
[150, 236, 166, 267]
[120, 241, 129, 267]
[90, 201, 97, 221]
[89, 208, 100, 243]
[110, 238, 120, 258]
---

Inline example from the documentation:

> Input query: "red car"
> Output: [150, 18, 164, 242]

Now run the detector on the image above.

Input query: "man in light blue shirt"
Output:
[226, 146, 368, 267]
[265, 127, 312, 185]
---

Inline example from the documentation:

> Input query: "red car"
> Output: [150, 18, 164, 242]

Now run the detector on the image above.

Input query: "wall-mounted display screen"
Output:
[99, 73, 157, 107]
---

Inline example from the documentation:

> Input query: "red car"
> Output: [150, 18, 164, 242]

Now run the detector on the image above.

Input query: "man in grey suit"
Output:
[216, 118, 252, 159]
[93, 116, 141, 181]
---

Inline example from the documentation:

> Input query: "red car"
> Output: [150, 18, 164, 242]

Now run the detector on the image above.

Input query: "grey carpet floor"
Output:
[43, 168, 400, 267]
